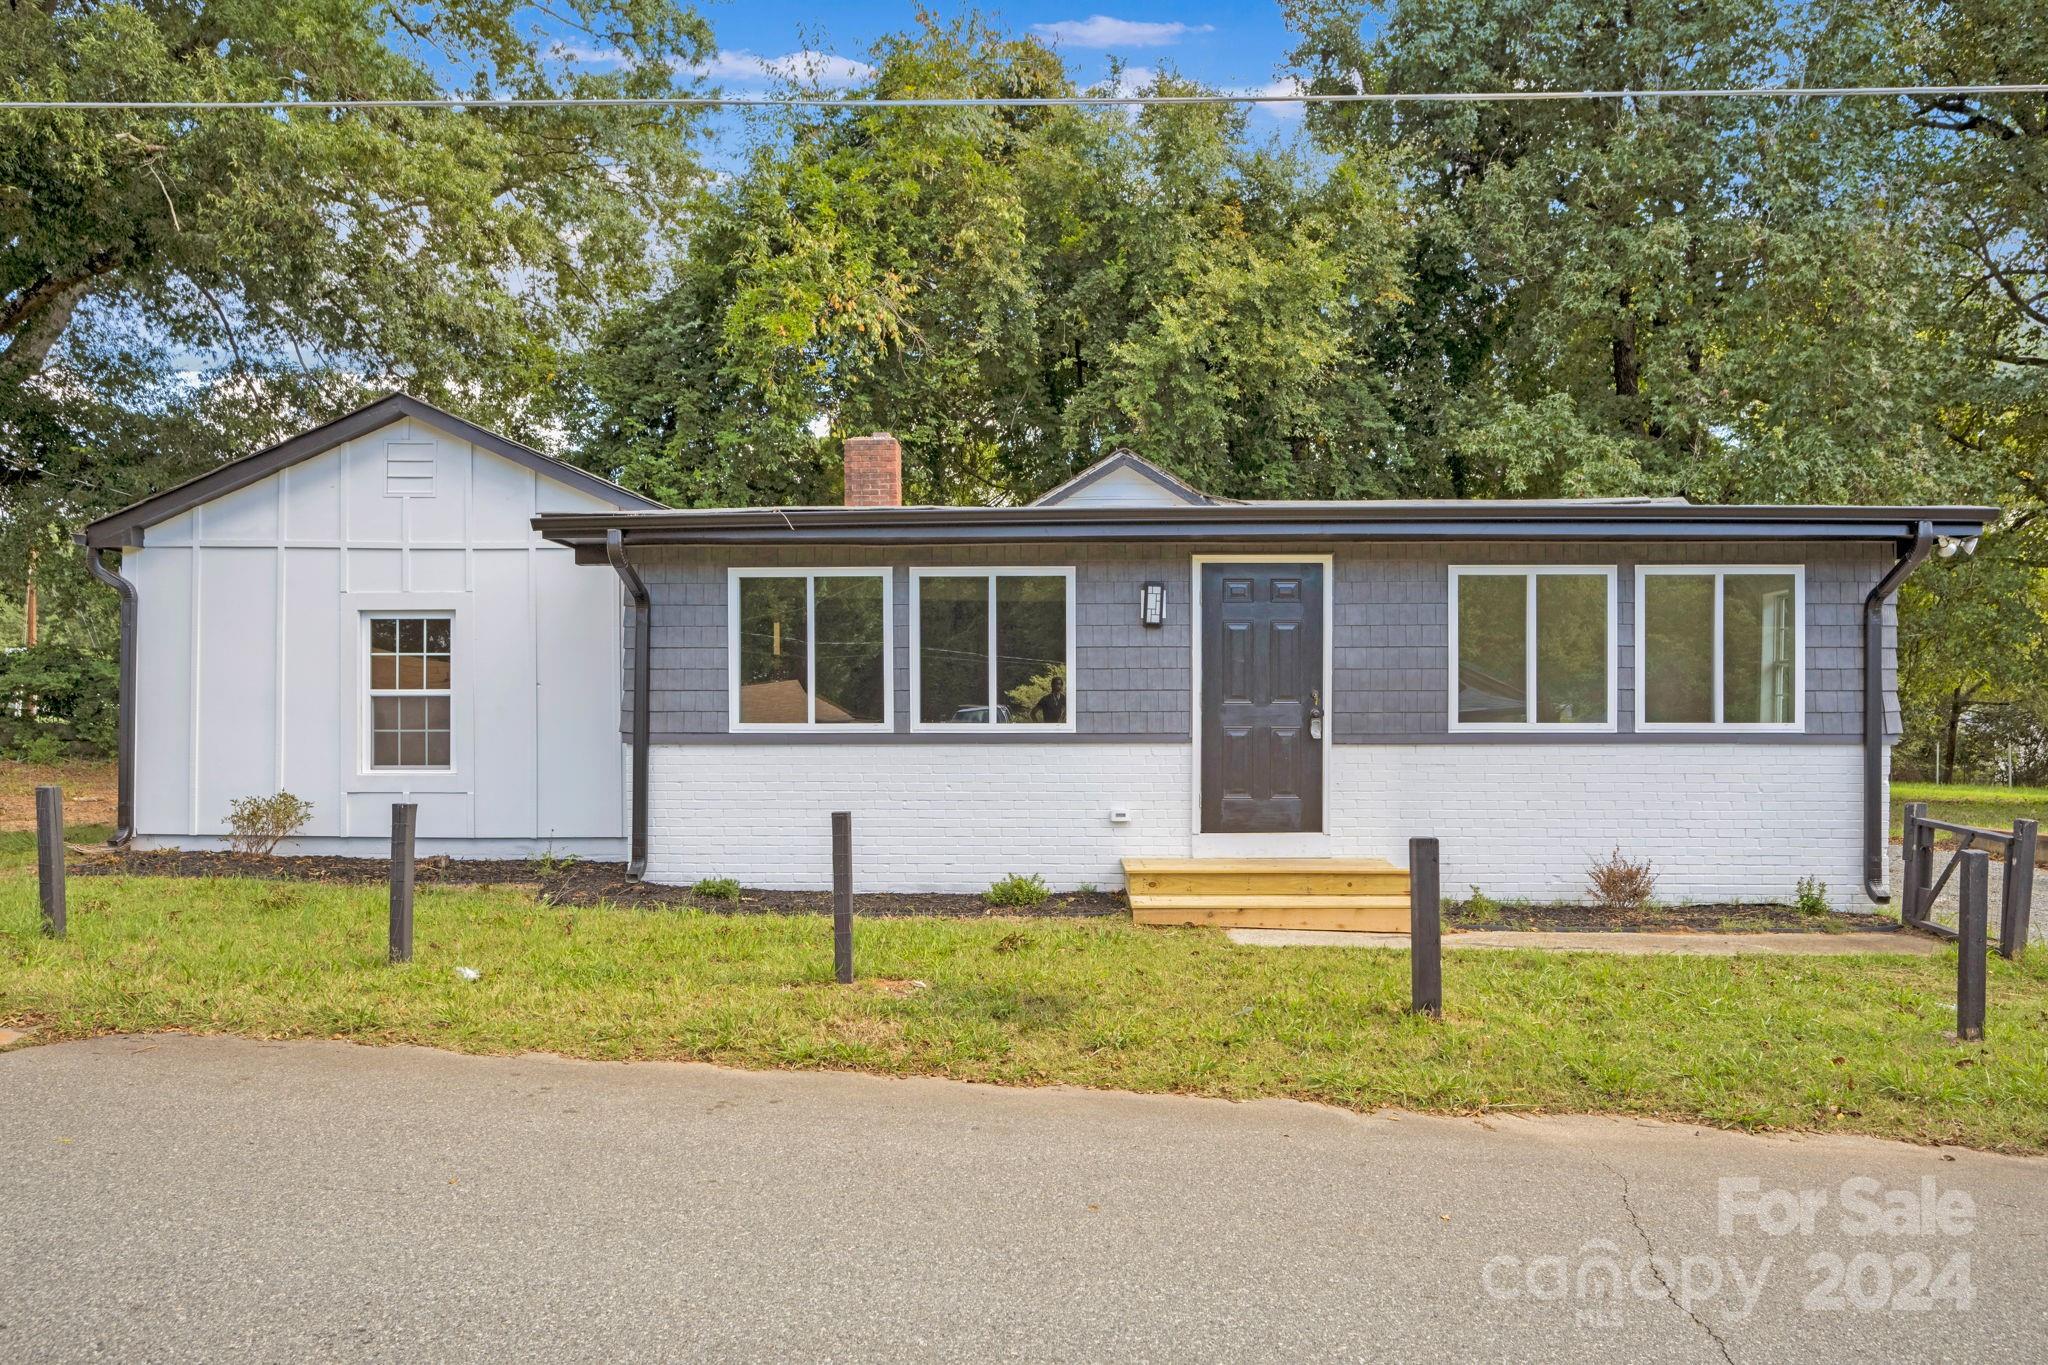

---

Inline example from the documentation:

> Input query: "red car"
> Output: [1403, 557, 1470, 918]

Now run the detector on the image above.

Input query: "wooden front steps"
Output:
[1122, 858, 1411, 932]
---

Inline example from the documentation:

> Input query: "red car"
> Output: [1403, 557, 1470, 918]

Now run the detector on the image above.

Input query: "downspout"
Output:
[1863, 520, 1933, 903]
[606, 529, 651, 880]
[80, 543, 138, 845]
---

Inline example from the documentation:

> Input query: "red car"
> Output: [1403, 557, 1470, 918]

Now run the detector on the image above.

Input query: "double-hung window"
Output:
[367, 615, 452, 768]
[729, 569, 892, 731]
[1638, 566, 1802, 730]
[911, 568, 1075, 730]
[1448, 566, 1616, 731]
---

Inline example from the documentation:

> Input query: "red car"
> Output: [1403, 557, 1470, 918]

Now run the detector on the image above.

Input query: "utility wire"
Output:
[2, 83, 2046, 111]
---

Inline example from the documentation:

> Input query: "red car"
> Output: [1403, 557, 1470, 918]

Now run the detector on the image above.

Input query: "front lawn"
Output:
[1893, 781, 2048, 853]
[5, 863, 2048, 1153]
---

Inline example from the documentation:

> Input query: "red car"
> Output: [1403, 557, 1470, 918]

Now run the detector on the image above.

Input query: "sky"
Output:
[536, 1, 1332, 113]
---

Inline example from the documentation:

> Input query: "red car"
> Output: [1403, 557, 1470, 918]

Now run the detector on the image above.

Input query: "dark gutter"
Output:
[1863, 521, 1934, 903]
[606, 529, 651, 880]
[535, 502, 1999, 556]
[80, 544, 137, 845]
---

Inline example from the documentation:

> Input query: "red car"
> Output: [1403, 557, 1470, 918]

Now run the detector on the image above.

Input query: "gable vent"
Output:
[385, 443, 436, 498]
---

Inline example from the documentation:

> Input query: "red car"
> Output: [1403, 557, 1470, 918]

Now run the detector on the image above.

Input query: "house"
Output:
[82, 395, 1997, 914]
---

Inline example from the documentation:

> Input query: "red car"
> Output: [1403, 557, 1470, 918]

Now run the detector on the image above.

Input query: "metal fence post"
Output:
[1409, 836, 1441, 1018]
[389, 802, 417, 964]
[1999, 819, 2036, 958]
[1900, 801, 1928, 925]
[36, 785, 65, 939]
[1957, 849, 1988, 1042]
[832, 811, 853, 985]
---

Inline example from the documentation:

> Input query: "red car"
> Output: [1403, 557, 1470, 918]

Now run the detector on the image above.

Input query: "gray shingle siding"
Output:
[624, 538, 1902, 743]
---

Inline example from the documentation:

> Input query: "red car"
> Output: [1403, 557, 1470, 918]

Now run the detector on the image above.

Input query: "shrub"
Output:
[693, 876, 742, 901]
[1586, 847, 1657, 912]
[225, 792, 315, 857]
[986, 873, 1050, 908]
[0, 643, 119, 758]
[1794, 876, 1831, 917]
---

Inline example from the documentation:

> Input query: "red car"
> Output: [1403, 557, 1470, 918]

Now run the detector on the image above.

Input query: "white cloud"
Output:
[1239, 77, 1305, 119]
[1031, 16, 1215, 49]
[550, 42, 873, 89]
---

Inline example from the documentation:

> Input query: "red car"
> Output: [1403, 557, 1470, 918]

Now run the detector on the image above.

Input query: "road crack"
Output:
[1602, 1159, 1736, 1365]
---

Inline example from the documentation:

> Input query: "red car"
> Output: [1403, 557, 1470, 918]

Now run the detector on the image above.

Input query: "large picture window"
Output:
[728, 569, 892, 730]
[367, 615, 452, 768]
[1448, 567, 1616, 731]
[1638, 566, 1802, 730]
[911, 568, 1075, 730]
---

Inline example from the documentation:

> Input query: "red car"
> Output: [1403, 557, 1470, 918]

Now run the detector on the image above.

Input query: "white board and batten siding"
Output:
[125, 416, 628, 856]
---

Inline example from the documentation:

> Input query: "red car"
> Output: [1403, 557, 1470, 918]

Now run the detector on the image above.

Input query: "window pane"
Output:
[813, 576, 886, 724]
[370, 655, 397, 690]
[397, 655, 424, 689]
[373, 697, 400, 730]
[1644, 575, 1715, 723]
[1535, 574, 1607, 724]
[371, 619, 398, 653]
[400, 732, 425, 766]
[398, 618, 423, 652]
[373, 731, 400, 767]
[426, 697, 450, 731]
[919, 576, 990, 723]
[426, 732, 450, 767]
[1457, 575, 1526, 723]
[424, 619, 450, 653]
[737, 576, 810, 724]
[400, 696, 425, 730]
[1723, 574, 1797, 724]
[997, 576, 1068, 725]
[423, 655, 451, 689]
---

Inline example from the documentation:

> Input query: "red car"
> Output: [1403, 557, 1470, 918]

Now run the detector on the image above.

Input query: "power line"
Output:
[2, 83, 2045, 112]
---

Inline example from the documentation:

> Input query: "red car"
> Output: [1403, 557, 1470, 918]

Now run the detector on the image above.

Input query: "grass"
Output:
[1892, 781, 2048, 847]
[5, 854, 2048, 1153]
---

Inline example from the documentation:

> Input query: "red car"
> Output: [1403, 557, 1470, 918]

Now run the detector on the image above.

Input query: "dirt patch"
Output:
[1, 760, 117, 832]
[67, 846, 1127, 919]
[1447, 901, 1903, 934]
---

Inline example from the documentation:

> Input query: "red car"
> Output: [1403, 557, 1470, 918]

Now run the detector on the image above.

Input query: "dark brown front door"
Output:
[1200, 562, 1324, 833]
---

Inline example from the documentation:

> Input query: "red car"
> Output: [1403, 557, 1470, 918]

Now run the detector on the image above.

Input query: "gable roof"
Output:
[81, 392, 664, 549]
[1031, 450, 1220, 507]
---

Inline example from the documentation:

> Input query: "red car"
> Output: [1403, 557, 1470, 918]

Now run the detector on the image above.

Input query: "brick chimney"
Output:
[843, 433, 902, 507]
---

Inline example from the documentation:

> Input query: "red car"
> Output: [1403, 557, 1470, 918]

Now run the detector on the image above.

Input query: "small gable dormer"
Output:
[1030, 451, 1217, 509]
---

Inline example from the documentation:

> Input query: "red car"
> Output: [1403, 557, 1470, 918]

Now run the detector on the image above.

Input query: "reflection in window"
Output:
[1453, 570, 1610, 727]
[1644, 569, 1799, 727]
[734, 572, 889, 728]
[368, 615, 451, 767]
[914, 571, 1072, 726]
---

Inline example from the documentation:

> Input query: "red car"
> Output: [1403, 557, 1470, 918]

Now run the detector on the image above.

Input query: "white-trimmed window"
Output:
[1637, 566, 1803, 730]
[1448, 566, 1617, 732]
[728, 569, 892, 731]
[910, 568, 1076, 731]
[366, 614, 452, 768]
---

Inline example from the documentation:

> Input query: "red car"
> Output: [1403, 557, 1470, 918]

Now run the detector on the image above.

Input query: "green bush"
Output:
[0, 643, 118, 758]
[986, 873, 1050, 908]
[693, 876, 742, 901]
[1794, 876, 1831, 917]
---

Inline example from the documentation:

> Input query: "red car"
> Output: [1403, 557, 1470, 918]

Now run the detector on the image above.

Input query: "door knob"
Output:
[1308, 688, 1324, 740]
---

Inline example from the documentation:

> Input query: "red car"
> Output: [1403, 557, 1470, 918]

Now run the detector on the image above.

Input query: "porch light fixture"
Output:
[1140, 581, 1166, 627]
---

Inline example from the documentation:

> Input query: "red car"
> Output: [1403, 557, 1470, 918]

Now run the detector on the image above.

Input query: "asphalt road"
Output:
[2, 1036, 2043, 1362]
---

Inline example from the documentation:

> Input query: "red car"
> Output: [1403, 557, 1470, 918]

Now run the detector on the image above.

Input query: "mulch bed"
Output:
[66, 846, 1126, 918]
[67, 848, 1907, 931]
[1448, 901, 1904, 934]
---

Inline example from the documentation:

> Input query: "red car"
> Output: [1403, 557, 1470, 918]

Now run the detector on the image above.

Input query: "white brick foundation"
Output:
[1327, 744, 1872, 912]
[646, 743, 1194, 892]
[646, 741, 1874, 908]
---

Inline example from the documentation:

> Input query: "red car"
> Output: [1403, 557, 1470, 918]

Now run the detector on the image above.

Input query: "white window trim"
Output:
[1447, 565, 1619, 734]
[727, 568, 895, 733]
[909, 566, 1078, 734]
[361, 611, 456, 773]
[1634, 564, 1806, 733]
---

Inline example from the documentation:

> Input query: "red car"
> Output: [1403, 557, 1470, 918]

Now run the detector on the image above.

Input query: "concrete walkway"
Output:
[1227, 928, 1942, 955]
[3, 1035, 2043, 1362]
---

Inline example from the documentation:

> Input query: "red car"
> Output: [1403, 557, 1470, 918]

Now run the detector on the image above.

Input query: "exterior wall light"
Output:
[1140, 581, 1166, 627]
